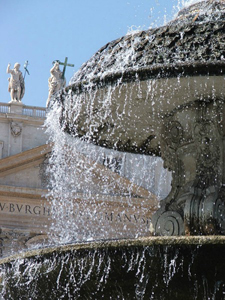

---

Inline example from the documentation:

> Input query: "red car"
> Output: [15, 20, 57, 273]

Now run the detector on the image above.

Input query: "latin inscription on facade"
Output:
[0, 198, 153, 257]
[0, 202, 51, 216]
[0, 201, 150, 224]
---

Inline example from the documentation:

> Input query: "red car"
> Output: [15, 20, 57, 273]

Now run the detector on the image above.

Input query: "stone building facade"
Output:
[0, 101, 51, 256]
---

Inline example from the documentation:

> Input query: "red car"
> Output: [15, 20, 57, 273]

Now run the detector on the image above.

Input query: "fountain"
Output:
[59, 0, 225, 236]
[0, 0, 225, 299]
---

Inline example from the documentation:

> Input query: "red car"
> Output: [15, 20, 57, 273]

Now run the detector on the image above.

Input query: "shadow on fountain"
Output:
[1, 237, 225, 299]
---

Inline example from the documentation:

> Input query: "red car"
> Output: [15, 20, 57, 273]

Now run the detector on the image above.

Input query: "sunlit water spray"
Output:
[0, 0, 225, 299]
[37, 0, 224, 251]
[45, 101, 171, 244]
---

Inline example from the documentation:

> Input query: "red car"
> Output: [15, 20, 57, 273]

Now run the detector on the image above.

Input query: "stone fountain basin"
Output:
[1, 236, 225, 299]
[63, 71, 225, 155]
[60, 1, 225, 156]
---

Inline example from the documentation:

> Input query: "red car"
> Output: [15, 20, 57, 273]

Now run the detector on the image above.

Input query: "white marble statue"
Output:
[7, 63, 25, 102]
[46, 61, 66, 107]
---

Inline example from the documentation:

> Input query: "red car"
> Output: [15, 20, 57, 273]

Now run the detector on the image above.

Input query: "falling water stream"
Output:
[0, 0, 225, 299]
[0, 238, 225, 299]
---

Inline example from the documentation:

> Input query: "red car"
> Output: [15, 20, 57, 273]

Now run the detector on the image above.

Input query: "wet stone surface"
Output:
[69, 1, 225, 86]
[1, 237, 225, 299]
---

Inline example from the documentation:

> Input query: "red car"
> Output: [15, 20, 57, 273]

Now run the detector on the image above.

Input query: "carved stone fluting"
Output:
[184, 186, 225, 235]
[152, 100, 225, 236]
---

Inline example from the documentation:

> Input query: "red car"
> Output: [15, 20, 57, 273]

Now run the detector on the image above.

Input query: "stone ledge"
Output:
[0, 144, 51, 175]
[0, 184, 47, 198]
[2, 235, 225, 265]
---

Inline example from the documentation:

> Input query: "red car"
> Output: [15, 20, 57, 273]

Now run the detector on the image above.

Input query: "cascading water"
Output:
[1, 238, 225, 299]
[44, 83, 170, 245]
[0, 0, 225, 299]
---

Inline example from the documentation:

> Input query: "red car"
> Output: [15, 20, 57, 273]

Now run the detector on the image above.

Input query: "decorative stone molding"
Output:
[154, 210, 184, 236]
[10, 122, 22, 137]
[184, 186, 225, 235]
[152, 100, 225, 236]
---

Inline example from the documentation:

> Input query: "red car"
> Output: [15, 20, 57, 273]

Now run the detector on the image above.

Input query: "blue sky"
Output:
[1, 0, 188, 107]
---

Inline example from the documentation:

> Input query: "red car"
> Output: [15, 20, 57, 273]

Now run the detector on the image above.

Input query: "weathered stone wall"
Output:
[0, 102, 47, 159]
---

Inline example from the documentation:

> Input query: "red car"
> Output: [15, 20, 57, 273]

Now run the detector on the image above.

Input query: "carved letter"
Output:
[0, 203, 6, 211]
[25, 205, 32, 214]
[16, 204, 23, 213]
[105, 212, 113, 221]
[33, 206, 41, 215]
[9, 203, 15, 212]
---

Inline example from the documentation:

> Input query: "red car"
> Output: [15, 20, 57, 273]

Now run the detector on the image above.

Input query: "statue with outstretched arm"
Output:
[7, 63, 25, 102]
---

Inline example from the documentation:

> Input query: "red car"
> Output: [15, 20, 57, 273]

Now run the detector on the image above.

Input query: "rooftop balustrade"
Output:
[0, 102, 46, 118]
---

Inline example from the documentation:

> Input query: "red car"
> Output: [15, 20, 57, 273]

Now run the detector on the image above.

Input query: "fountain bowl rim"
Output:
[66, 61, 225, 95]
[2, 235, 225, 265]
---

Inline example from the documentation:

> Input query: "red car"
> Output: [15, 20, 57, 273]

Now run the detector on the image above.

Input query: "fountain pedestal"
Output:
[153, 100, 225, 235]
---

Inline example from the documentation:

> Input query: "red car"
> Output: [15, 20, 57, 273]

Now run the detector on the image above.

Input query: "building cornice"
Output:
[0, 144, 52, 175]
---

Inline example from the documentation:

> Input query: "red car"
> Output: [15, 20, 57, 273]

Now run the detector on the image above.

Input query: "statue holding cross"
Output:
[46, 57, 74, 107]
